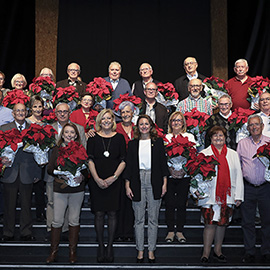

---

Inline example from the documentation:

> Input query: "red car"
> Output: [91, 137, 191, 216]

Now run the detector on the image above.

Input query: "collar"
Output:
[15, 121, 26, 130]
[188, 95, 202, 101]
[186, 72, 198, 80]
[219, 111, 232, 119]
[109, 78, 119, 84]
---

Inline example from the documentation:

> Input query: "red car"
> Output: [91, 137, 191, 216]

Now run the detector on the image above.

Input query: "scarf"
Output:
[211, 144, 231, 205]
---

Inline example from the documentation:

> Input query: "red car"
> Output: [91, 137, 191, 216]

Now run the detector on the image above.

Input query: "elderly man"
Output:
[56, 62, 87, 97]
[226, 59, 253, 110]
[132, 63, 159, 100]
[237, 115, 270, 263]
[0, 103, 41, 241]
[104, 61, 132, 110]
[176, 78, 212, 115]
[44, 103, 86, 235]
[40, 67, 55, 81]
[205, 94, 236, 149]
[174, 57, 206, 101]
[141, 82, 168, 132]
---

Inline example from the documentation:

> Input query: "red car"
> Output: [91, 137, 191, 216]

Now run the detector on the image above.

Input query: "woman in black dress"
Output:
[87, 109, 126, 263]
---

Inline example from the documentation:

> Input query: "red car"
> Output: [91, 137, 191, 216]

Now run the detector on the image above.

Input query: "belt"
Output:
[244, 179, 267, 188]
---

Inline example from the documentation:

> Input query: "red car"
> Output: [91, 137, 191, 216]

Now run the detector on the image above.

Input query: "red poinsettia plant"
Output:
[2, 90, 30, 109]
[247, 76, 270, 101]
[42, 111, 57, 124]
[57, 140, 88, 176]
[84, 109, 99, 133]
[203, 76, 227, 92]
[184, 108, 210, 133]
[28, 76, 56, 96]
[252, 141, 270, 168]
[228, 107, 254, 132]
[157, 82, 179, 101]
[86, 77, 113, 102]
[154, 123, 165, 139]
[53, 86, 80, 106]
[113, 93, 142, 112]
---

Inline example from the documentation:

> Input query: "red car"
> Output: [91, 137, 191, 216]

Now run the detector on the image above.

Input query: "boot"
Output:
[69, 225, 80, 264]
[46, 227, 62, 263]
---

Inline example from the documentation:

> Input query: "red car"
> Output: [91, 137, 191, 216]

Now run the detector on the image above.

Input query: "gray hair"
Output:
[247, 114, 263, 125]
[235, 59, 248, 67]
[108, 61, 121, 72]
[119, 101, 135, 112]
[55, 102, 71, 112]
[218, 94, 232, 103]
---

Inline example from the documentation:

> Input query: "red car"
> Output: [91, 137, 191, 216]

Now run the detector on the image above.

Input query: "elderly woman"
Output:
[11, 73, 27, 93]
[87, 109, 126, 263]
[164, 112, 196, 243]
[47, 123, 87, 264]
[0, 71, 10, 97]
[125, 115, 169, 263]
[198, 126, 243, 263]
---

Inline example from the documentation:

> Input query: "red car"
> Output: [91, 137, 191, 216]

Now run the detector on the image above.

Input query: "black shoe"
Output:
[200, 256, 209, 263]
[20, 235, 36, 241]
[1, 235, 14, 242]
[97, 245, 105, 263]
[262, 254, 270, 263]
[242, 254, 255, 263]
[148, 257, 155, 263]
[105, 245, 114, 263]
[114, 236, 124, 242]
[213, 252, 227, 263]
[136, 257, 144, 263]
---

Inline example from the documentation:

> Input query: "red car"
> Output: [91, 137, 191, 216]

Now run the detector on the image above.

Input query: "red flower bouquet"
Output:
[113, 93, 142, 112]
[42, 111, 57, 124]
[203, 76, 228, 106]
[228, 107, 254, 132]
[253, 142, 270, 181]
[84, 109, 99, 133]
[54, 140, 88, 187]
[154, 123, 165, 139]
[186, 152, 219, 198]
[21, 124, 57, 165]
[29, 76, 56, 109]
[247, 76, 270, 109]
[2, 90, 30, 109]
[0, 128, 23, 168]
[53, 86, 80, 111]
[156, 82, 179, 108]
[86, 77, 113, 109]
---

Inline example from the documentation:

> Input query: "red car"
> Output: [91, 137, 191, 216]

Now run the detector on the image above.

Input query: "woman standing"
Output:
[198, 126, 243, 263]
[46, 123, 86, 264]
[164, 112, 196, 243]
[125, 115, 169, 263]
[87, 109, 126, 263]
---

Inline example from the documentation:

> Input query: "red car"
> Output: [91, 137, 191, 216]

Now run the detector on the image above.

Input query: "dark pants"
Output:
[3, 177, 33, 237]
[165, 177, 190, 232]
[33, 180, 46, 218]
[241, 182, 270, 256]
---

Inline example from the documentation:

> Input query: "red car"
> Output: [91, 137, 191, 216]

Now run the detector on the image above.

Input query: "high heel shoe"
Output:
[200, 256, 209, 263]
[213, 252, 227, 263]
[105, 245, 114, 263]
[96, 245, 105, 263]
[136, 257, 144, 263]
[148, 257, 156, 263]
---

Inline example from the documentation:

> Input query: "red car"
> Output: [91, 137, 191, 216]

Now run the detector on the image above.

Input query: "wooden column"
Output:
[211, 0, 228, 80]
[35, 0, 59, 78]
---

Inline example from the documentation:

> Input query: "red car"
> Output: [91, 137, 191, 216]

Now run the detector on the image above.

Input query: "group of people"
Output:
[0, 56, 270, 265]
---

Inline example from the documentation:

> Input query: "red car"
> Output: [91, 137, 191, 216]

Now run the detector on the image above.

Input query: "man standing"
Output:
[174, 57, 206, 101]
[0, 103, 41, 241]
[176, 78, 212, 115]
[56, 62, 87, 97]
[132, 63, 159, 100]
[226, 59, 252, 110]
[141, 82, 168, 132]
[237, 115, 270, 263]
[0, 91, 13, 126]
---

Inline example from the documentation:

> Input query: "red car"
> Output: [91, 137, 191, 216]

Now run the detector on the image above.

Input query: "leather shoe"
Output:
[1, 235, 14, 241]
[200, 256, 209, 263]
[242, 254, 255, 263]
[148, 257, 155, 263]
[20, 235, 36, 241]
[136, 257, 144, 263]
[213, 252, 227, 263]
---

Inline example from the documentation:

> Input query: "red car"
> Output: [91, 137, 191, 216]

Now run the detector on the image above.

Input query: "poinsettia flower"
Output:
[2, 90, 30, 109]
[157, 82, 179, 101]
[113, 93, 142, 111]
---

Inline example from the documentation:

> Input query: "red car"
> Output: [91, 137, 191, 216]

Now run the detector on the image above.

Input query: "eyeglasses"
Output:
[184, 61, 196, 66]
[219, 103, 231, 107]
[68, 69, 80, 72]
[140, 68, 151, 72]
[82, 99, 93, 103]
[248, 123, 261, 127]
[15, 81, 24, 84]
[145, 88, 157, 92]
[189, 84, 202, 89]
[172, 119, 183, 123]
[14, 109, 26, 114]
[55, 110, 69, 115]
[260, 97, 270, 102]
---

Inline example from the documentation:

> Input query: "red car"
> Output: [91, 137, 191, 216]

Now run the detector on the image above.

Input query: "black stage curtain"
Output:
[228, 0, 270, 78]
[57, 0, 211, 85]
[0, 0, 35, 89]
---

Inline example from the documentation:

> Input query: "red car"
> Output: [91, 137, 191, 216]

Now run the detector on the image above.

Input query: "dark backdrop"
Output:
[0, 0, 35, 89]
[57, 0, 211, 85]
[228, 0, 270, 78]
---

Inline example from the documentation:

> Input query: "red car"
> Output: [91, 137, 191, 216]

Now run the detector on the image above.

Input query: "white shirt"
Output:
[139, 139, 151, 170]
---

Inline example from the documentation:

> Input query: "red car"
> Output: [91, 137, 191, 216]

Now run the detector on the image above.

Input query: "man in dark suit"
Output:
[174, 57, 206, 101]
[132, 63, 159, 100]
[56, 62, 87, 97]
[0, 103, 41, 241]
[141, 82, 168, 132]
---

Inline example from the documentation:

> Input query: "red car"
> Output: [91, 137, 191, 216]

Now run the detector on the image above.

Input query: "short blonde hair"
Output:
[95, 109, 117, 132]
[11, 73, 27, 88]
[108, 61, 121, 72]
[168, 111, 187, 134]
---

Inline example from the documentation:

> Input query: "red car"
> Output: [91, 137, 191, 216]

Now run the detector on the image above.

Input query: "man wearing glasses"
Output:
[176, 78, 212, 115]
[174, 57, 206, 101]
[141, 82, 168, 132]
[56, 62, 87, 97]
[132, 63, 159, 100]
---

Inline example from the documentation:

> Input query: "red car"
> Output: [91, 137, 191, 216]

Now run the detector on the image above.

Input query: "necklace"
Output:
[101, 137, 112, 157]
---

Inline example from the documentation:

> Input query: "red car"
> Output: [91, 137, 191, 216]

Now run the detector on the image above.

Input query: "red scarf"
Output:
[211, 144, 231, 205]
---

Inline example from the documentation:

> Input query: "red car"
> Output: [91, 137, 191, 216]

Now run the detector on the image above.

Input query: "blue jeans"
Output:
[132, 170, 161, 252]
